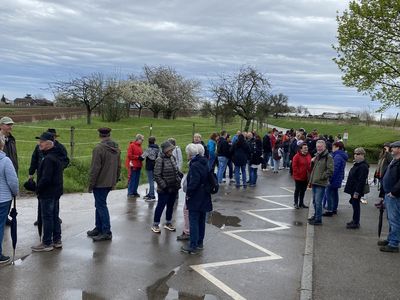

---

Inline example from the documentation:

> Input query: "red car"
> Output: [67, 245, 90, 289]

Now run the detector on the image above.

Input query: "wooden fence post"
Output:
[393, 113, 399, 129]
[70, 126, 75, 160]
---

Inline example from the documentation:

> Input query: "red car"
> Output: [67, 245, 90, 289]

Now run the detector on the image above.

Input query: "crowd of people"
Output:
[1, 116, 400, 265]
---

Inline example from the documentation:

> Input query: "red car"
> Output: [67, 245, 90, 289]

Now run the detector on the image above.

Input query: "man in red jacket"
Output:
[292, 143, 311, 209]
[125, 134, 144, 198]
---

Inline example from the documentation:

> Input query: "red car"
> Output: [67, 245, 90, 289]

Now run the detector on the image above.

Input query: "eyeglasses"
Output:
[354, 153, 362, 155]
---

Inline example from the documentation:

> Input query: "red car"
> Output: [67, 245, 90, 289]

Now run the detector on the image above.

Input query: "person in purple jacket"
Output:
[323, 141, 348, 216]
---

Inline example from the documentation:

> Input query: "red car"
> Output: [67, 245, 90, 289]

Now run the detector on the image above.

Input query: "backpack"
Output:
[207, 170, 219, 194]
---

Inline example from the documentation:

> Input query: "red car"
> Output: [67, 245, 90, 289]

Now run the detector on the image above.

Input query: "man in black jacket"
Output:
[380, 141, 400, 253]
[262, 133, 272, 170]
[216, 131, 230, 184]
[31, 132, 63, 252]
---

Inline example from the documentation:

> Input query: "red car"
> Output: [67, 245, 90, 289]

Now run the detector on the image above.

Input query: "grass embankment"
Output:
[13, 116, 242, 194]
[269, 118, 399, 162]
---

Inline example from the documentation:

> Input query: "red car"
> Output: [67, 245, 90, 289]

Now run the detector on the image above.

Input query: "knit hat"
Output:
[161, 141, 175, 153]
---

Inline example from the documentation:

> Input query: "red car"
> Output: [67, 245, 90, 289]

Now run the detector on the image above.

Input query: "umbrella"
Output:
[37, 201, 42, 240]
[378, 206, 384, 238]
[9, 196, 18, 264]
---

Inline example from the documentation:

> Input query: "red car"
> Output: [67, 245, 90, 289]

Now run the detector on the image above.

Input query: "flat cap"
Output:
[98, 127, 111, 137]
[390, 141, 400, 148]
[0, 116, 14, 125]
[35, 132, 55, 141]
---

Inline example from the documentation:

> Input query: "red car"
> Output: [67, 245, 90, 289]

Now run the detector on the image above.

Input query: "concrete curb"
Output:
[300, 204, 314, 300]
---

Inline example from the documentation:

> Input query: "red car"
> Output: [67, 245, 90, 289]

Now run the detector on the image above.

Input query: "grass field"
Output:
[13, 116, 243, 194]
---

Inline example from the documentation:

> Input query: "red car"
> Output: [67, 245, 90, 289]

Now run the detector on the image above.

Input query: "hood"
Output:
[332, 149, 348, 161]
[100, 139, 120, 154]
[0, 151, 5, 160]
[190, 154, 208, 166]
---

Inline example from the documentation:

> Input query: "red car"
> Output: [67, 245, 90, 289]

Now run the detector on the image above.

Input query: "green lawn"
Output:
[13, 116, 242, 193]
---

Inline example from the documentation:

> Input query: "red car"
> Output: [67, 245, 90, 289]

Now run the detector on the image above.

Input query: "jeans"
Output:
[153, 191, 177, 225]
[312, 185, 326, 222]
[223, 159, 233, 179]
[283, 152, 290, 168]
[270, 156, 275, 168]
[128, 168, 141, 195]
[208, 156, 216, 171]
[273, 159, 280, 172]
[384, 194, 400, 247]
[349, 197, 361, 225]
[249, 167, 258, 185]
[0, 201, 11, 255]
[39, 196, 62, 246]
[217, 156, 229, 183]
[326, 185, 339, 212]
[146, 169, 155, 197]
[234, 165, 247, 187]
[189, 210, 207, 249]
[262, 152, 271, 169]
[294, 180, 308, 206]
[93, 187, 112, 234]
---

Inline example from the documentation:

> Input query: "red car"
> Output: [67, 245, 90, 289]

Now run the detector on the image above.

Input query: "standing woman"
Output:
[292, 143, 311, 209]
[126, 134, 144, 198]
[231, 134, 250, 189]
[0, 134, 19, 263]
[181, 143, 212, 254]
[207, 133, 218, 171]
[344, 147, 369, 229]
[248, 134, 263, 186]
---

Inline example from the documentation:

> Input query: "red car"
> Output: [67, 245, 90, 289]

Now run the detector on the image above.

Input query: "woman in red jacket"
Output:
[292, 143, 311, 209]
[126, 134, 144, 197]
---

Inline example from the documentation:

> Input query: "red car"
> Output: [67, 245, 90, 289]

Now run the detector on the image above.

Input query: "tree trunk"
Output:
[244, 118, 251, 131]
[86, 107, 92, 125]
[153, 111, 159, 118]
[163, 110, 173, 119]
[138, 107, 142, 118]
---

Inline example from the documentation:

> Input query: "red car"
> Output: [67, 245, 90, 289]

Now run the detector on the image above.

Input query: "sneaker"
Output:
[294, 204, 299, 209]
[92, 233, 112, 242]
[53, 240, 63, 249]
[0, 255, 10, 264]
[300, 204, 309, 209]
[31, 243, 54, 252]
[151, 225, 161, 233]
[181, 245, 198, 255]
[307, 215, 315, 221]
[346, 223, 360, 229]
[87, 228, 100, 237]
[377, 240, 389, 246]
[145, 196, 156, 203]
[177, 232, 190, 241]
[164, 223, 176, 232]
[380, 245, 399, 253]
[197, 244, 204, 250]
[143, 195, 150, 200]
[322, 211, 333, 217]
[346, 221, 354, 226]
[308, 219, 322, 225]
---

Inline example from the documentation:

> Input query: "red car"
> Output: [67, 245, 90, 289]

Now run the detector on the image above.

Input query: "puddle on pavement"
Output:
[292, 221, 303, 226]
[207, 211, 241, 229]
[147, 270, 219, 300]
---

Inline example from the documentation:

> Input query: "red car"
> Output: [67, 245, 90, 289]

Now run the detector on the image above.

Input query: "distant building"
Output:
[13, 94, 53, 106]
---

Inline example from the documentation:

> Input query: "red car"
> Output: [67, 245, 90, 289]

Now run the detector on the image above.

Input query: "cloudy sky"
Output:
[0, 0, 392, 115]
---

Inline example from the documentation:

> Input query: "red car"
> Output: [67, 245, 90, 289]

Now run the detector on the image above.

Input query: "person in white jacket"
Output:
[168, 138, 183, 171]
[0, 134, 19, 264]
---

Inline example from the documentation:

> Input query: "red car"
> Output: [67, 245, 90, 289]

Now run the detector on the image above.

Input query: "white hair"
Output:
[0, 134, 5, 150]
[185, 143, 199, 157]
[316, 140, 326, 147]
[196, 143, 205, 156]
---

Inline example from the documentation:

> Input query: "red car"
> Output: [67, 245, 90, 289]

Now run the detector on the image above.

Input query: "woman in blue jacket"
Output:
[323, 141, 348, 216]
[207, 133, 218, 171]
[181, 144, 212, 254]
[0, 135, 19, 264]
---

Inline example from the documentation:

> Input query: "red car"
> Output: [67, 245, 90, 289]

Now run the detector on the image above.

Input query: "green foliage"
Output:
[333, 0, 400, 110]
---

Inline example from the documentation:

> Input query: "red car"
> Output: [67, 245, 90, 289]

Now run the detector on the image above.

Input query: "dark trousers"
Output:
[189, 210, 207, 249]
[39, 196, 61, 246]
[350, 197, 361, 224]
[223, 159, 233, 179]
[128, 168, 141, 195]
[153, 191, 177, 225]
[93, 187, 112, 234]
[294, 180, 308, 206]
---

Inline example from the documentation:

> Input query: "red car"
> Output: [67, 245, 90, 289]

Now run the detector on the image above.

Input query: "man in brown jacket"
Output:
[87, 128, 121, 241]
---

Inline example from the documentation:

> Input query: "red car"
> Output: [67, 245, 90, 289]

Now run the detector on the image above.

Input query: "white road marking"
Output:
[190, 188, 295, 300]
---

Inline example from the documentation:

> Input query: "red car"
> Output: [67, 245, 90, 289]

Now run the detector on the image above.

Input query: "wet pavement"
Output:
[0, 170, 309, 300]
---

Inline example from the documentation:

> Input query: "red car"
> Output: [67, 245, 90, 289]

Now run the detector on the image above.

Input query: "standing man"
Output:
[380, 141, 400, 252]
[216, 130, 230, 184]
[87, 128, 121, 242]
[126, 134, 144, 198]
[308, 140, 334, 225]
[262, 132, 272, 171]
[31, 132, 63, 252]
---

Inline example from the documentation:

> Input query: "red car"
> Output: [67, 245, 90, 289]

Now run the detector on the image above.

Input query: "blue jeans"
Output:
[189, 210, 207, 249]
[234, 165, 247, 187]
[326, 185, 339, 212]
[270, 156, 275, 167]
[385, 194, 400, 247]
[217, 156, 228, 183]
[208, 156, 216, 171]
[312, 185, 326, 222]
[153, 191, 177, 225]
[128, 168, 141, 195]
[0, 201, 11, 255]
[146, 169, 155, 197]
[249, 167, 258, 185]
[273, 159, 280, 172]
[93, 187, 112, 234]
[39, 196, 62, 246]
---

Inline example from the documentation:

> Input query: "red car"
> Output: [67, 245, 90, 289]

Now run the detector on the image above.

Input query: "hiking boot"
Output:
[0, 255, 10, 264]
[180, 245, 198, 255]
[151, 225, 161, 233]
[377, 240, 389, 246]
[87, 228, 100, 237]
[294, 204, 300, 209]
[164, 223, 176, 232]
[346, 223, 360, 229]
[53, 240, 63, 249]
[92, 233, 112, 242]
[380, 245, 399, 253]
[145, 196, 156, 203]
[323, 211, 333, 217]
[31, 243, 54, 252]
[177, 232, 190, 241]
[308, 219, 322, 225]
[307, 215, 315, 221]
[300, 204, 309, 209]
